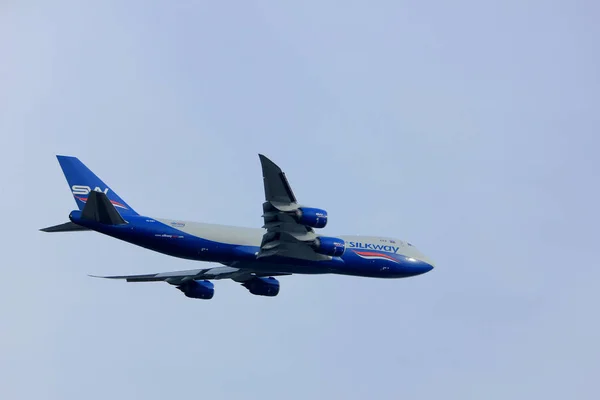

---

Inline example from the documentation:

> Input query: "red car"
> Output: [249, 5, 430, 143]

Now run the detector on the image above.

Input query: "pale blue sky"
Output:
[2, 1, 599, 399]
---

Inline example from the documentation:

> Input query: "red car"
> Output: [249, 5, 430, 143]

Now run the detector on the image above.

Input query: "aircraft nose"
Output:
[403, 256, 434, 276]
[418, 255, 435, 271]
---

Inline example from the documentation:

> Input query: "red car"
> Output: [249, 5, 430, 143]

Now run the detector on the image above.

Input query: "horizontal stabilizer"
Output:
[81, 190, 127, 225]
[40, 221, 90, 233]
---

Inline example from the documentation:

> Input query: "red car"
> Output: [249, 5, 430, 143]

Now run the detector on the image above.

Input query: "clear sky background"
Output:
[1, 1, 599, 399]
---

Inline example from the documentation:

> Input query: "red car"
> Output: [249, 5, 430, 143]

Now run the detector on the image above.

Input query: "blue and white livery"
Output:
[41, 154, 435, 299]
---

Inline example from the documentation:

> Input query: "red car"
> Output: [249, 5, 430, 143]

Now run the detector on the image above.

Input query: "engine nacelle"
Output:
[242, 277, 280, 297]
[295, 207, 328, 229]
[177, 280, 214, 299]
[313, 236, 346, 257]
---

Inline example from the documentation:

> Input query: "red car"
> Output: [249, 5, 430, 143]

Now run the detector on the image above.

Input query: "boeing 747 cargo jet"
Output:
[41, 155, 435, 299]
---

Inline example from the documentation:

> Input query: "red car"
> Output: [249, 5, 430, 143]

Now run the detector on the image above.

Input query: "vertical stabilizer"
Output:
[56, 155, 139, 216]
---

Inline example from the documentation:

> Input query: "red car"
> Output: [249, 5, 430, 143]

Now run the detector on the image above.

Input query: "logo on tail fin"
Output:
[72, 185, 109, 196]
[72, 185, 128, 209]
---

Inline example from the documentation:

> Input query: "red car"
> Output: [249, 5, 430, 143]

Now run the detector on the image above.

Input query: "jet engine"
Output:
[177, 280, 215, 299]
[295, 207, 328, 229]
[312, 236, 346, 257]
[241, 277, 280, 297]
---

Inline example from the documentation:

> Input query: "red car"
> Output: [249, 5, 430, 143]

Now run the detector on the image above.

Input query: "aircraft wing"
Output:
[91, 266, 291, 285]
[258, 154, 330, 261]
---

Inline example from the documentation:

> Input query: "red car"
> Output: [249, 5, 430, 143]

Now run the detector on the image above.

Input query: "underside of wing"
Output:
[90, 266, 290, 284]
[259, 231, 330, 261]
[258, 155, 345, 261]
[91, 266, 291, 299]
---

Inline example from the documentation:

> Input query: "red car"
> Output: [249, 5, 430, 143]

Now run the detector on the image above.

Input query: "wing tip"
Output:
[258, 153, 275, 166]
[258, 153, 269, 165]
[88, 274, 123, 279]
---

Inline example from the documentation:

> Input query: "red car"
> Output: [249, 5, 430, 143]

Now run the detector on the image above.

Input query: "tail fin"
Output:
[56, 155, 139, 216]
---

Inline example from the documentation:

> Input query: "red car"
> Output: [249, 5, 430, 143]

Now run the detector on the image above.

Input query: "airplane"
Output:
[41, 154, 435, 299]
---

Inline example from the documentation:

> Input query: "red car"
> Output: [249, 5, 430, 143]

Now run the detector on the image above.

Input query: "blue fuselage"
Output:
[69, 211, 434, 279]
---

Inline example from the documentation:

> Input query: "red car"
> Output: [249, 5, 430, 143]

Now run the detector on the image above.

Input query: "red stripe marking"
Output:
[353, 251, 398, 262]
[75, 196, 127, 209]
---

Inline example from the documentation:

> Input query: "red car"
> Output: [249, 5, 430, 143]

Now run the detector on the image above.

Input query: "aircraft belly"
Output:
[232, 261, 332, 275]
